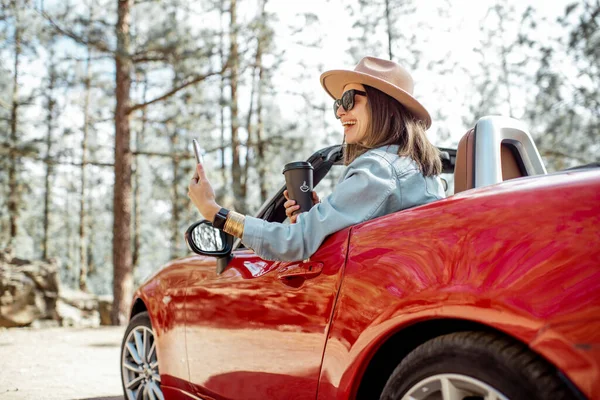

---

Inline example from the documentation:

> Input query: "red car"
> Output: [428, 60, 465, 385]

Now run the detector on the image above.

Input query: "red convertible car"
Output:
[120, 116, 600, 400]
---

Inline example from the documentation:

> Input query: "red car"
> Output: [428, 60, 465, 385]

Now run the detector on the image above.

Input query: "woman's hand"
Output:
[188, 163, 221, 223]
[283, 190, 320, 224]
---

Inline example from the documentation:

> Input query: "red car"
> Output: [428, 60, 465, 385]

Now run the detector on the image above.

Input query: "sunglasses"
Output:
[333, 89, 366, 119]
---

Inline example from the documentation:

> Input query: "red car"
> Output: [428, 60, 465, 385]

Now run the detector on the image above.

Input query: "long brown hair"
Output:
[343, 85, 442, 176]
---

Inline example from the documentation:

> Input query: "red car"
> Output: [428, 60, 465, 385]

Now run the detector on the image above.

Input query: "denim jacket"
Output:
[242, 145, 445, 261]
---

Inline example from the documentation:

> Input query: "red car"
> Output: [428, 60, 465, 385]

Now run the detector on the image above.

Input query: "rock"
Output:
[0, 247, 14, 263]
[30, 318, 60, 329]
[60, 287, 98, 311]
[0, 265, 44, 327]
[56, 299, 100, 328]
[0, 249, 60, 327]
[0, 248, 111, 328]
[56, 289, 103, 328]
[98, 295, 113, 326]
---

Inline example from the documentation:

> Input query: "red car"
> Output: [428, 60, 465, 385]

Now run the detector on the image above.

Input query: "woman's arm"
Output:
[241, 155, 396, 261]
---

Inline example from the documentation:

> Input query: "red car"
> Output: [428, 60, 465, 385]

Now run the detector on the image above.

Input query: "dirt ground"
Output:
[0, 326, 126, 400]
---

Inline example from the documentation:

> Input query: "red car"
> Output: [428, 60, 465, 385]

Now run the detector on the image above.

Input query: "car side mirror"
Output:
[185, 220, 232, 256]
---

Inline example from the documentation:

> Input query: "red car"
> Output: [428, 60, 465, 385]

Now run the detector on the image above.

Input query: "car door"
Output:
[184, 146, 348, 399]
[185, 227, 350, 399]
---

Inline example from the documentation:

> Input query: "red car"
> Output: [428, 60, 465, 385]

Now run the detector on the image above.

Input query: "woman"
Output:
[188, 56, 444, 262]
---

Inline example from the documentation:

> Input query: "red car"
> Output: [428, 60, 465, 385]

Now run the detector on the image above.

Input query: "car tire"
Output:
[380, 331, 576, 400]
[120, 311, 164, 400]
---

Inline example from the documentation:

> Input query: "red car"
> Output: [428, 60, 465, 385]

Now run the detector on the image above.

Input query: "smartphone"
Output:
[192, 139, 204, 164]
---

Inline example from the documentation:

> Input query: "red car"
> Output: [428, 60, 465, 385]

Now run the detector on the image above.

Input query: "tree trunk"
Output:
[384, 0, 393, 60]
[112, 0, 134, 326]
[242, 56, 257, 200]
[132, 73, 146, 271]
[496, 6, 514, 117]
[255, 0, 268, 203]
[501, 48, 514, 117]
[43, 47, 56, 260]
[65, 185, 73, 275]
[229, 0, 244, 213]
[170, 126, 180, 259]
[256, 59, 267, 203]
[8, 10, 21, 246]
[79, 18, 93, 290]
[218, 0, 227, 201]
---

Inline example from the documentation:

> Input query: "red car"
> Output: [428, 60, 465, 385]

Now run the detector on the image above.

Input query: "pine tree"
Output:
[525, 1, 599, 169]
[463, 2, 534, 127]
[349, 0, 419, 68]
[6, 3, 24, 247]
[44, 0, 229, 323]
[2, 2, 40, 250]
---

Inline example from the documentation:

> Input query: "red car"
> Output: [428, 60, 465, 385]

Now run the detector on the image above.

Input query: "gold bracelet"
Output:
[223, 211, 245, 238]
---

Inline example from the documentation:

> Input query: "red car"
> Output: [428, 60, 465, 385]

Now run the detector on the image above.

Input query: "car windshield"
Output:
[441, 172, 454, 196]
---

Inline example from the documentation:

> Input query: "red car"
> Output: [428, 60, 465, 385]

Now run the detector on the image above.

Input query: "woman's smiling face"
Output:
[337, 83, 369, 145]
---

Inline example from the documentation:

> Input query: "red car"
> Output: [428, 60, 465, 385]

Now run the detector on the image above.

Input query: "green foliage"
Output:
[528, 0, 600, 168]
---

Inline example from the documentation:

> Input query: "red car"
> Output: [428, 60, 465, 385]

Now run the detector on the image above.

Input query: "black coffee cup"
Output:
[283, 161, 314, 215]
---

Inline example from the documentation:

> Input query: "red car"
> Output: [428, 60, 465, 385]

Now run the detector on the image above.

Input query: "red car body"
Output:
[131, 168, 600, 400]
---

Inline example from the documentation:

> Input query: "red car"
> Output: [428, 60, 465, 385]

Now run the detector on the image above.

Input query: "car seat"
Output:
[454, 116, 547, 193]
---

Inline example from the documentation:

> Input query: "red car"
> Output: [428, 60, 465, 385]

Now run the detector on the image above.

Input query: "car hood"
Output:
[138, 253, 218, 290]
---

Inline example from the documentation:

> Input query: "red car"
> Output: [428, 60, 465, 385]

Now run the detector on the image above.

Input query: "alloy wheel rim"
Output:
[121, 325, 164, 400]
[402, 373, 509, 400]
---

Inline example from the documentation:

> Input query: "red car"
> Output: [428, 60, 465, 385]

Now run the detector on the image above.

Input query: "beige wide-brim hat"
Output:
[320, 56, 431, 129]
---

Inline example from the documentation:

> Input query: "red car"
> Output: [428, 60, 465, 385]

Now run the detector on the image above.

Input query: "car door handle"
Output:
[278, 262, 324, 280]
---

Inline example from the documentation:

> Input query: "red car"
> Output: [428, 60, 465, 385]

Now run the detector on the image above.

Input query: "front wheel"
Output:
[380, 331, 576, 400]
[120, 311, 164, 400]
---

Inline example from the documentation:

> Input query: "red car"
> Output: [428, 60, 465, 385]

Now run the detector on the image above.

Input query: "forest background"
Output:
[1, 0, 598, 325]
